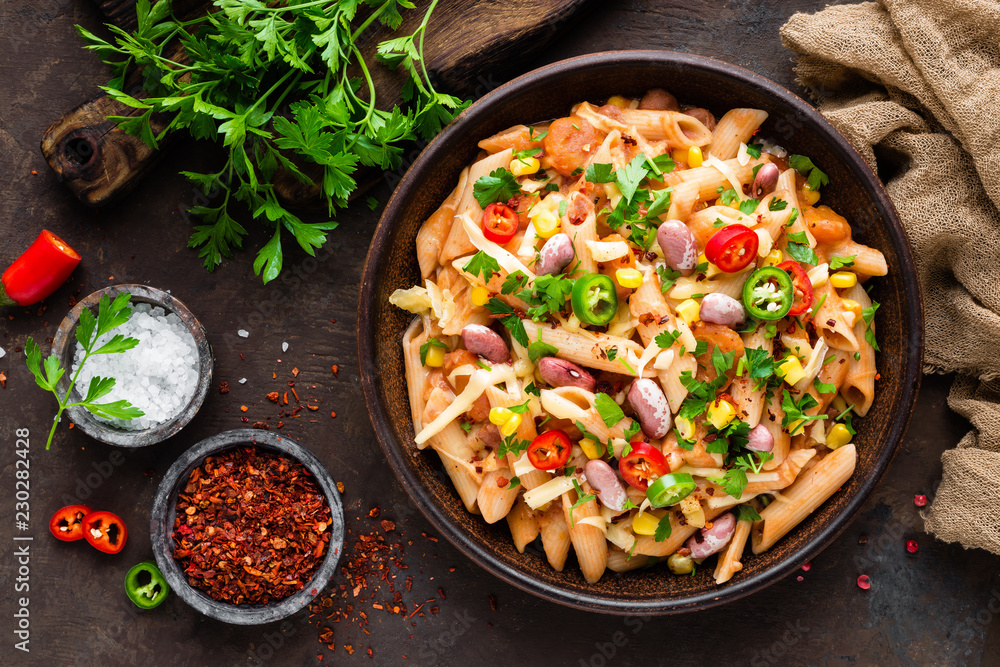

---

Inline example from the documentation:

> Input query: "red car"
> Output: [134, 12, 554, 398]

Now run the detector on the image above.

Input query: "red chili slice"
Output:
[777, 260, 814, 317]
[481, 203, 519, 244]
[82, 511, 128, 554]
[618, 442, 668, 491]
[526, 430, 573, 470]
[48, 504, 93, 541]
[0, 230, 81, 307]
[705, 224, 758, 272]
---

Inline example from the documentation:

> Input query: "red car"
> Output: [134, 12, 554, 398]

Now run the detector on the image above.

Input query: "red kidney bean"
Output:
[656, 220, 698, 276]
[535, 233, 576, 276]
[682, 107, 717, 133]
[461, 324, 509, 363]
[745, 424, 774, 452]
[686, 512, 737, 559]
[584, 459, 628, 511]
[752, 162, 780, 198]
[627, 379, 672, 439]
[537, 357, 597, 391]
[698, 293, 745, 329]
[639, 89, 679, 111]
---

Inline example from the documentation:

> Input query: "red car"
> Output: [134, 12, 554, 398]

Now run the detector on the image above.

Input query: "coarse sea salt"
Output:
[72, 303, 199, 431]
[282, 341, 288, 352]
[0, 346, 5, 360]
[238, 329, 249, 338]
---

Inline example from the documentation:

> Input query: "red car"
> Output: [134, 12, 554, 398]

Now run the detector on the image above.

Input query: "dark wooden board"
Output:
[2, 0, 999, 665]
[39, 0, 593, 208]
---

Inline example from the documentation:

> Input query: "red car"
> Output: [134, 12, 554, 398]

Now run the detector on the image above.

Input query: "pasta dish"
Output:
[389, 88, 885, 584]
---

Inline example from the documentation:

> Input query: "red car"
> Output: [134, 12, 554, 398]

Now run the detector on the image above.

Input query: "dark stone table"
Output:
[1, 0, 997, 665]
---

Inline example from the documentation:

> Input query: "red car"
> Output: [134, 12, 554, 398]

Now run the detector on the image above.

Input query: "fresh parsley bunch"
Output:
[26, 293, 144, 449]
[77, 0, 468, 282]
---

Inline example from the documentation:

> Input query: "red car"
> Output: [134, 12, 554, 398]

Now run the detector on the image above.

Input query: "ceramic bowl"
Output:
[149, 429, 345, 625]
[50, 284, 213, 447]
[358, 51, 923, 614]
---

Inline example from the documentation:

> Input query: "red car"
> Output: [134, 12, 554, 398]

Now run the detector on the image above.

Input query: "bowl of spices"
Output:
[150, 429, 344, 624]
[50, 284, 212, 447]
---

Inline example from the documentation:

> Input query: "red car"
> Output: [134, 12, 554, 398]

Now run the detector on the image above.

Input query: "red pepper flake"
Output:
[171, 447, 332, 605]
[266, 392, 279, 402]
[241, 416, 249, 423]
[430, 606, 439, 614]
[380, 520, 395, 532]
[914, 494, 927, 507]
[796, 575, 804, 582]
[272, 372, 277, 379]
[369, 507, 380, 518]
[31, 170, 37, 175]
[438, 587, 446, 600]
[219, 381, 229, 394]
[68, 423, 74, 429]
[252, 421, 269, 430]
[292, 367, 300, 377]
[291, 387, 300, 402]
[240, 406, 248, 412]
[282, 392, 289, 405]
[366, 647, 374, 658]
[857, 574, 871, 590]
[307, 404, 319, 411]
[422, 532, 438, 543]
[331, 411, 337, 419]
[336, 482, 345, 493]
[448, 567, 456, 573]
[488, 594, 497, 610]
[345, 645, 354, 655]
[858, 535, 868, 544]
[906, 540, 919, 554]
[801, 562, 812, 572]
[331, 365, 340, 377]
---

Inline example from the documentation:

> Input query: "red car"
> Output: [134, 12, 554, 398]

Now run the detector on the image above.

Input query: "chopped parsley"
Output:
[786, 241, 818, 266]
[813, 377, 837, 394]
[738, 198, 760, 215]
[655, 329, 682, 349]
[654, 513, 672, 542]
[737, 504, 762, 521]
[745, 143, 763, 159]
[473, 168, 520, 208]
[769, 197, 789, 212]
[569, 479, 596, 525]
[829, 255, 856, 270]
[485, 298, 528, 347]
[788, 154, 830, 191]
[594, 392, 625, 427]
[463, 250, 501, 283]
[862, 300, 881, 351]
[657, 266, 682, 294]
[585, 163, 615, 184]
[498, 433, 530, 458]
[781, 389, 827, 435]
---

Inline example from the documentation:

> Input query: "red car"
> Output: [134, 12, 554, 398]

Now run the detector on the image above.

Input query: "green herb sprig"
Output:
[26, 294, 145, 449]
[77, 0, 468, 283]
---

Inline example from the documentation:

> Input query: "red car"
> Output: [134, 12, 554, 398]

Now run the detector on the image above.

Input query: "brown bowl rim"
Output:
[357, 50, 924, 614]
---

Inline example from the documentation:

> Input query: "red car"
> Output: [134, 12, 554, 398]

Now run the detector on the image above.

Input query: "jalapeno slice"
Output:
[646, 473, 697, 508]
[571, 273, 618, 326]
[742, 267, 794, 321]
[124, 560, 171, 609]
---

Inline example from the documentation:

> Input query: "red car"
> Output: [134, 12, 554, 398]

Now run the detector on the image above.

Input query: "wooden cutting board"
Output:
[40, 0, 593, 208]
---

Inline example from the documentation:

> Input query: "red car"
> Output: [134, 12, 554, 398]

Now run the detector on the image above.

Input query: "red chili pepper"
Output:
[0, 231, 81, 307]
[905, 540, 919, 554]
[82, 511, 127, 554]
[913, 494, 927, 507]
[48, 504, 93, 541]
[481, 203, 519, 244]
[526, 430, 572, 470]
[705, 224, 758, 272]
[776, 260, 813, 316]
[618, 442, 668, 491]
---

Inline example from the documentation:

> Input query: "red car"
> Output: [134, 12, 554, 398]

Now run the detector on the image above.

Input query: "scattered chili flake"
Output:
[291, 387, 300, 402]
[0, 372, 6, 389]
[267, 392, 279, 402]
[796, 576, 804, 582]
[857, 574, 871, 590]
[241, 416, 249, 423]
[438, 587, 446, 600]
[240, 406, 248, 412]
[429, 606, 439, 614]
[171, 447, 332, 605]
[380, 520, 395, 532]
[272, 372, 277, 379]
[489, 594, 497, 611]
[331, 411, 337, 419]
[307, 404, 319, 411]
[336, 482, 345, 493]
[283, 392, 289, 405]
[906, 540, 919, 554]
[293, 367, 300, 377]
[858, 535, 868, 544]
[219, 381, 229, 394]
[366, 647, 374, 658]
[914, 494, 927, 507]
[801, 562, 812, 572]
[422, 532, 438, 543]
[448, 567, 455, 573]
[68, 423, 74, 429]
[345, 645, 354, 655]
[252, 421, 269, 430]
[331, 365, 340, 377]
[31, 170, 37, 175]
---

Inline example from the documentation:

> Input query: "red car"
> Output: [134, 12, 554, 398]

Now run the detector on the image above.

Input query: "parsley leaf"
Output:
[594, 393, 625, 427]
[657, 266, 682, 294]
[745, 143, 763, 159]
[738, 198, 760, 215]
[527, 337, 558, 363]
[585, 163, 615, 183]
[498, 433, 530, 459]
[769, 197, 789, 212]
[741, 347, 777, 390]
[711, 467, 748, 499]
[485, 298, 528, 347]
[654, 513, 672, 542]
[717, 187, 739, 206]
[569, 479, 596, 526]
[786, 241, 818, 266]
[813, 377, 836, 394]
[501, 270, 529, 295]
[463, 251, 501, 284]
[693, 340, 709, 357]
[788, 154, 829, 191]
[829, 255, 856, 270]
[737, 505, 762, 522]
[655, 329, 682, 349]
[862, 300, 881, 351]
[473, 168, 520, 208]
[781, 389, 827, 435]
[615, 153, 650, 203]
[786, 231, 809, 244]
[524, 382, 541, 397]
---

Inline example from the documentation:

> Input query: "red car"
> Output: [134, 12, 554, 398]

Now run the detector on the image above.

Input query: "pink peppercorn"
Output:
[914, 494, 927, 507]
[801, 562, 812, 572]
[857, 574, 871, 590]
[906, 540, 918, 554]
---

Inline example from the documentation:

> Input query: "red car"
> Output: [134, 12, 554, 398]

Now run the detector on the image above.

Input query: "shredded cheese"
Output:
[585, 240, 630, 263]
[414, 365, 518, 445]
[524, 476, 575, 510]
[704, 155, 748, 201]
[460, 213, 535, 279]
[388, 286, 431, 313]
[605, 521, 637, 552]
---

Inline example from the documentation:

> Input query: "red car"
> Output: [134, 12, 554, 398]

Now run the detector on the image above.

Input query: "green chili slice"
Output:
[571, 273, 618, 326]
[646, 473, 697, 508]
[124, 560, 171, 610]
[742, 267, 794, 321]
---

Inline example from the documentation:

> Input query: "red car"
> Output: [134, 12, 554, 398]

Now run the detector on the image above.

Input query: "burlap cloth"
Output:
[781, 0, 1000, 553]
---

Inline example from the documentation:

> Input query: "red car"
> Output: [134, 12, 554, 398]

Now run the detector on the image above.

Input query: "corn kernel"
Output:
[471, 285, 490, 306]
[579, 438, 600, 460]
[687, 146, 704, 168]
[531, 209, 560, 238]
[830, 271, 858, 289]
[424, 344, 446, 368]
[675, 299, 701, 327]
[510, 156, 540, 177]
[489, 407, 513, 426]
[632, 509, 666, 536]
[777, 356, 806, 386]
[707, 399, 736, 430]
[802, 185, 821, 205]
[675, 415, 695, 441]
[679, 496, 705, 528]
[606, 95, 631, 109]
[500, 413, 523, 437]
[762, 249, 783, 267]
[826, 423, 852, 449]
[616, 268, 643, 289]
[698, 252, 722, 278]
[842, 298, 863, 319]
